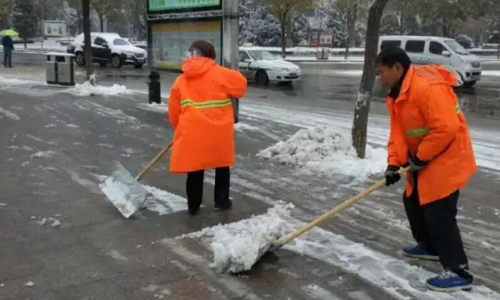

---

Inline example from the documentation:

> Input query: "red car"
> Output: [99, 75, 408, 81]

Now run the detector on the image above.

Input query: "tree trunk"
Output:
[286, 13, 293, 47]
[281, 19, 287, 58]
[98, 14, 104, 32]
[23, 38, 27, 49]
[352, 0, 389, 159]
[348, 1, 358, 47]
[82, 0, 95, 85]
[497, 22, 500, 59]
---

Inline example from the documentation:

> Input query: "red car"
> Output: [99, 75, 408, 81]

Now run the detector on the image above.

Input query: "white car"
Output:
[379, 36, 482, 87]
[68, 33, 147, 69]
[239, 47, 301, 85]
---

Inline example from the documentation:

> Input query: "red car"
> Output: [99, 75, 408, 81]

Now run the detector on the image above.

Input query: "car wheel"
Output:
[256, 70, 269, 86]
[134, 63, 144, 69]
[111, 55, 122, 68]
[99, 61, 107, 67]
[463, 81, 476, 88]
[75, 52, 85, 66]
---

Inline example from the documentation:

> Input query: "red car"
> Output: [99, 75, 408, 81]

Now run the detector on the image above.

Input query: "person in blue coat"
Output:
[2, 35, 14, 68]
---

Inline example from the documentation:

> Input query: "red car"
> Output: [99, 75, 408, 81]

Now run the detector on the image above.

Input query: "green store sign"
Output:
[149, 0, 221, 11]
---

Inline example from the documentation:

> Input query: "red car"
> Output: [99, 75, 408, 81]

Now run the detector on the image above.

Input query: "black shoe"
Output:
[188, 206, 200, 216]
[215, 200, 232, 211]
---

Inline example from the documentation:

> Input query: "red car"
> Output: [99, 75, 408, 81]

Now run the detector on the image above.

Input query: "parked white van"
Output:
[379, 36, 482, 87]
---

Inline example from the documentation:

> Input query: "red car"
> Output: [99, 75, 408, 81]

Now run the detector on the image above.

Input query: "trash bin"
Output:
[46, 53, 75, 86]
[148, 71, 161, 104]
[316, 48, 330, 61]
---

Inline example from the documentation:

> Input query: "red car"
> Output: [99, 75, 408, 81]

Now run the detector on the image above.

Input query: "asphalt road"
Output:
[1, 54, 500, 299]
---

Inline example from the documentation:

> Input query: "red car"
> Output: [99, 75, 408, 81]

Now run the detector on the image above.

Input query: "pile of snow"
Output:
[67, 81, 129, 97]
[258, 127, 387, 180]
[181, 203, 294, 273]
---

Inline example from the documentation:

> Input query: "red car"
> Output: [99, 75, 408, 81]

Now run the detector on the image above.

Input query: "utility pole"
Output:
[82, 0, 95, 85]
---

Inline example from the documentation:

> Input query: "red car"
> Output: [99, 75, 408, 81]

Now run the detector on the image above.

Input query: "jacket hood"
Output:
[181, 57, 216, 78]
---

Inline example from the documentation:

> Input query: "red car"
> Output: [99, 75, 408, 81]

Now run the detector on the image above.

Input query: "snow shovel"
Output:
[99, 142, 173, 219]
[254, 167, 410, 267]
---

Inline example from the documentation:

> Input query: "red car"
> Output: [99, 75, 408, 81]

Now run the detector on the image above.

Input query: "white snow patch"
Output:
[179, 203, 294, 273]
[36, 218, 48, 226]
[0, 283, 4, 287]
[51, 219, 61, 227]
[235, 123, 260, 132]
[137, 103, 167, 113]
[67, 81, 130, 97]
[25, 281, 34, 287]
[482, 71, 500, 77]
[302, 284, 343, 300]
[0, 107, 20, 120]
[0, 75, 40, 86]
[258, 127, 386, 181]
[0, 203, 7, 206]
[107, 250, 128, 261]
[45, 124, 57, 128]
[355, 92, 370, 109]
[31, 151, 56, 159]
[66, 124, 79, 128]
[143, 185, 187, 215]
[21, 161, 30, 167]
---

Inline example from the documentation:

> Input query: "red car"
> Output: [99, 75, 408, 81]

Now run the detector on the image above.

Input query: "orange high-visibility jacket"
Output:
[168, 57, 248, 173]
[386, 65, 477, 205]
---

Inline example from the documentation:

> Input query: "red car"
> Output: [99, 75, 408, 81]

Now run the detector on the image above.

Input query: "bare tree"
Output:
[91, 0, 121, 32]
[268, 0, 317, 58]
[0, 0, 14, 28]
[352, 0, 389, 158]
[82, 0, 94, 85]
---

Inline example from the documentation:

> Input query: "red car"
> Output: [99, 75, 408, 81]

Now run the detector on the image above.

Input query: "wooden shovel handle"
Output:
[278, 167, 410, 246]
[135, 142, 173, 181]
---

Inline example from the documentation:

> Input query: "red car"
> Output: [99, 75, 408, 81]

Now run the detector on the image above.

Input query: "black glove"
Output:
[409, 155, 428, 172]
[385, 165, 401, 186]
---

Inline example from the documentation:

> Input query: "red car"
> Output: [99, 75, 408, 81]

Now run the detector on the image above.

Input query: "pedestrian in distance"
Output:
[167, 40, 248, 216]
[2, 35, 14, 68]
[377, 47, 477, 292]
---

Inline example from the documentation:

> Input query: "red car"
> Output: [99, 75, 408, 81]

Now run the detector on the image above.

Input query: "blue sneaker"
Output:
[426, 271, 473, 292]
[402, 245, 439, 261]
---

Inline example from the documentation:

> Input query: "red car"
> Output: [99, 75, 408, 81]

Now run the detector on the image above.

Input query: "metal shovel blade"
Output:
[99, 162, 147, 219]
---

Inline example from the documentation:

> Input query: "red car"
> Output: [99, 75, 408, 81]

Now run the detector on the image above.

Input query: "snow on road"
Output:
[241, 100, 500, 173]
[179, 204, 500, 300]
[66, 81, 130, 97]
[143, 185, 187, 215]
[0, 107, 20, 120]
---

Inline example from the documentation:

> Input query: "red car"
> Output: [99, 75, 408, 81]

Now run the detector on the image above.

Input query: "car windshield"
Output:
[113, 38, 130, 46]
[444, 40, 470, 55]
[248, 50, 276, 60]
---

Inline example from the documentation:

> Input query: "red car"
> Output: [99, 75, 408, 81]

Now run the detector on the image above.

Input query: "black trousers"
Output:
[186, 167, 230, 211]
[404, 173, 470, 278]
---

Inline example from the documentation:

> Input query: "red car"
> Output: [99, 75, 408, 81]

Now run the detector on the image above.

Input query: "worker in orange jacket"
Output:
[376, 47, 477, 292]
[168, 40, 248, 216]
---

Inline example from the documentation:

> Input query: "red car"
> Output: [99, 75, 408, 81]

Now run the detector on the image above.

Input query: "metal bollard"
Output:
[148, 71, 161, 104]
[232, 98, 239, 124]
